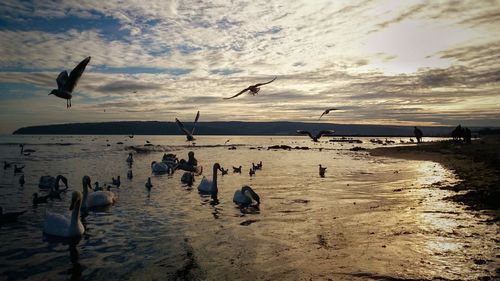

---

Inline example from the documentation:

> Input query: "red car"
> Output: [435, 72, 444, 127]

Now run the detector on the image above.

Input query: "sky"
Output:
[0, 0, 499, 134]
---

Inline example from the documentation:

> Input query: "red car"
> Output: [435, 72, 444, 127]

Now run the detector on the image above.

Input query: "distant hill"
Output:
[11, 121, 481, 137]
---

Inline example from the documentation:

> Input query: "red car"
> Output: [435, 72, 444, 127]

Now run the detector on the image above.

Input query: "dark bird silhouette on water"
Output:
[19, 175, 25, 186]
[233, 166, 242, 173]
[319, 165, 327, 177]
[0, 207, 26, 224]
[175, 111, 200, 141]
[4, 161, 12, 170]
[14, 165, 24, 174]
[319, 108, 338, 119]
[224, 77, 276, 100]
[49, 56, 91, 108]
[33, 193, 49, 206]
[297, 130, 335, 142]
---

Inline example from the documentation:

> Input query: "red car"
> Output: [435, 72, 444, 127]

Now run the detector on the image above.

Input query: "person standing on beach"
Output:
[414, 126, 423, 143]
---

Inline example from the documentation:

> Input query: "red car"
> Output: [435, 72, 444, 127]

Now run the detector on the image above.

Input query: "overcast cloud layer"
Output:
[0, 0, 499, 133]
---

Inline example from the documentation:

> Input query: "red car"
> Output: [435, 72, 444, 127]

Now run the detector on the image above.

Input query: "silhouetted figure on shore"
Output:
[464, 127, 472, 144]
[452, 124, 464, 141]
[413, 127, 423, 143]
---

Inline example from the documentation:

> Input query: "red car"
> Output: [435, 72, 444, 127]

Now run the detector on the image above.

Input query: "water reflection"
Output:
[43, 235, 83, 281]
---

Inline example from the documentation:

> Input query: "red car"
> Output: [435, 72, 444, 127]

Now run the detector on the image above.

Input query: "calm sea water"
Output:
[0, 135, 497, 280]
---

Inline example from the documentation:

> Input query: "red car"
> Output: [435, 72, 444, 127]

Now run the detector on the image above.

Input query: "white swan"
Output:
[197, 163, 222, 198]
[82, 176, 116, 209]
[233, 185, 261, 206]
[43, 191, 84, 237]
[151, 161, 172, 175]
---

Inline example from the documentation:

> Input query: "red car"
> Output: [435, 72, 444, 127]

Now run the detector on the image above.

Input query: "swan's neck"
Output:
[211, 166, 218, 199]
[70, 199, 82, 230]
[82, 187, 88, 207]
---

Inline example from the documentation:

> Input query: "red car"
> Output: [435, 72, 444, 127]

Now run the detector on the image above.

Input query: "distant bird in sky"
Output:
[49, 56, 91, 108]
[223, 77, 276, 100]
[319, 108, 338, 119]
[176, 111, 200, 141]
[296, 130, 335, 142]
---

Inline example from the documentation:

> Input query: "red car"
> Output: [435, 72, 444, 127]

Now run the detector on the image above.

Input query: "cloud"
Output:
[0, 0, 499, 133]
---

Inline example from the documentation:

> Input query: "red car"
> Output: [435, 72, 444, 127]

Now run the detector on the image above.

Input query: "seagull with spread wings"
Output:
[296, 130, 335, 142]
[175, 111, 200, 141]
[223, 77, 276, 100]
[319, 108, 338, 119]
[49, 56, 91, 108]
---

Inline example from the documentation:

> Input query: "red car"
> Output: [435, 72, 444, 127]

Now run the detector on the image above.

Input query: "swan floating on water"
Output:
[197, 163, 223, 199]
[151, 161, 173, 175]
[181, 172, 195, 186]
[39, 175, 68, 190]
[233, 185, 260, 206]
[82, 176, 116, 209]
[43, 191, 84, 237]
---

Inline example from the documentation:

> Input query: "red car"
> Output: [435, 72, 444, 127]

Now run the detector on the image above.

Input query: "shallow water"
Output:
[0, 135, 498, 280]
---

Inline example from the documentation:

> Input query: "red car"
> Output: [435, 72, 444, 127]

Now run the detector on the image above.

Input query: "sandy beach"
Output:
[370, 136, 500, 220]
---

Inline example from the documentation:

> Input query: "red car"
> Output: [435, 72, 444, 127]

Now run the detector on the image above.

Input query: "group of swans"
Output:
[43, 175, 117, 238]
[197, 163, 260, 207]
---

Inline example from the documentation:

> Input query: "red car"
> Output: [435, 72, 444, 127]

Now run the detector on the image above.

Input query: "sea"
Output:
[0, 135, 497, 280]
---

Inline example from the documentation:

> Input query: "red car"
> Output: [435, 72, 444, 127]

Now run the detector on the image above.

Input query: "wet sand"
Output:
[370, 136, 500, 219]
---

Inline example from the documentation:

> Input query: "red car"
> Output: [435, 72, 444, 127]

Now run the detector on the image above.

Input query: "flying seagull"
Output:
[49, 56, 91, 108]
[296, 130, 335, 142]
[175, 111, 200, 141]
[319, 108, 338, 119]
[224, 77, 277, 100]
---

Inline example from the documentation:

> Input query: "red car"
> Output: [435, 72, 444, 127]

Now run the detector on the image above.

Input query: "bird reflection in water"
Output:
[43, 235, 83, 281]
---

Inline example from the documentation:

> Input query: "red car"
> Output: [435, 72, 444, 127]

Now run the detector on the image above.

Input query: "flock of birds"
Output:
[1, 56, 340, 236]
[48, 57, 341, 143]
[0, 145, 268, 239]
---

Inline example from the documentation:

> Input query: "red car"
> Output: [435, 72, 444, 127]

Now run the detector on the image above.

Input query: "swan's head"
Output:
[213, 163, 222, 172]
[151, 161, 157, 166]
[49, 89, 57, 95]
[69, 191, 82, 210]
[82, 175, 91, 191]
[242, 185, 260, 205]
[58, 175, 68, 188]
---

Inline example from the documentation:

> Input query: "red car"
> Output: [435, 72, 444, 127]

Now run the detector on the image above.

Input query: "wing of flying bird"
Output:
[296, 130, 314, 140]
[316, 130, 335, 140]
[65, 56, 91, 93]
[56, 71, 69, 91]
[175, 118, 193, 138]
[191, 111, 200, 135]
[254, 76, 276, 87]
[224, 87, 250, 100]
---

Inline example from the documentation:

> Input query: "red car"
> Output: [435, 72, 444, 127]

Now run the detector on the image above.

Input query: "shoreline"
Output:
[370, 136, 500, 221]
